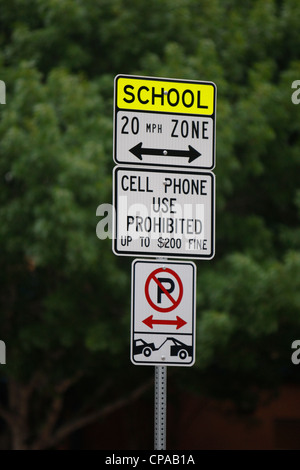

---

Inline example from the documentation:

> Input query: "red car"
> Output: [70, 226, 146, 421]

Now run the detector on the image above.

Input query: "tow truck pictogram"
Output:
[133, 337, 192, 360]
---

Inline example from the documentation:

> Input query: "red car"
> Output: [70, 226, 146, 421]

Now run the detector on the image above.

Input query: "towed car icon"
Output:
[133, 339, 157, 357]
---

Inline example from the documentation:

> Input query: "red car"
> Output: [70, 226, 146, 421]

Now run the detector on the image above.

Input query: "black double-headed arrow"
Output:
[129, 142, 201, 163]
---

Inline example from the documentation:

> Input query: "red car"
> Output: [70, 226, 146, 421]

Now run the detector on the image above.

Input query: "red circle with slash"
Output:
[144, 267, 183, 313]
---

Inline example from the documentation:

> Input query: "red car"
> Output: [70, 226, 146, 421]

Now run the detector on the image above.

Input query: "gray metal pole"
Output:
[154, 365, 167, 450]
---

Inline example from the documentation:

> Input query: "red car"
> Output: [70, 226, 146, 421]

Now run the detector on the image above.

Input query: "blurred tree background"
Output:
[0, 0, 300, 449]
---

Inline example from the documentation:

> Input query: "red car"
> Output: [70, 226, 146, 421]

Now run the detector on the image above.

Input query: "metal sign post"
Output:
[154, 366, 167, 450]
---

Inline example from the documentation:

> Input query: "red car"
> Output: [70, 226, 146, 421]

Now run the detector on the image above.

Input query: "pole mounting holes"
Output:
[154, 366, 167, 450]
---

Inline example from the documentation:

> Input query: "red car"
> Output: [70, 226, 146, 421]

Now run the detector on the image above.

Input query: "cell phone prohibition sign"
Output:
[144, 267, 183, 313]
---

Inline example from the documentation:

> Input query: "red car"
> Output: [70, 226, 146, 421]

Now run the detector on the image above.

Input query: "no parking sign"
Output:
[144, 267, 183, 313]
[131, 259, 196, 366]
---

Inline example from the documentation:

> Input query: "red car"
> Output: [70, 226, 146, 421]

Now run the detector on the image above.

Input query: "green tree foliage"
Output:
[0, 0, 300, 448]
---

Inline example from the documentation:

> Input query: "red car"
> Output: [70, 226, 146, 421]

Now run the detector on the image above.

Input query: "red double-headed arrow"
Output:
[143, 315, 187, 330]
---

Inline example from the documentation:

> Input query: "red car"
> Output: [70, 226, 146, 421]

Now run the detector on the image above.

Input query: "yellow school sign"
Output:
[116, 75, 215, 116]
[114, 74, 217, 170]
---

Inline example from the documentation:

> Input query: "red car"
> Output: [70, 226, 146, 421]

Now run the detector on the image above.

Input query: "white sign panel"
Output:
[131, 259, 196, 366]
[114, 75, 216, 170]
[112, 167, 215, 259]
